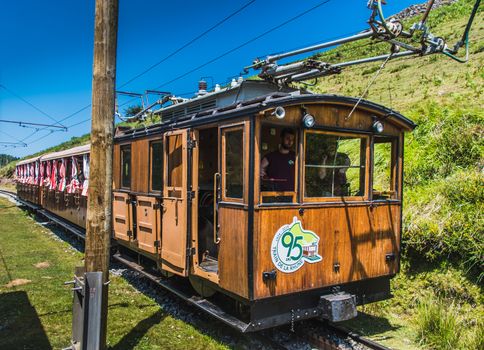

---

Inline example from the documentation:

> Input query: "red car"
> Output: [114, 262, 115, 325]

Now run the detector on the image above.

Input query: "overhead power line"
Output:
[118, 0, 335, 108]
[22, 1, 258, 140]
[0, 130, 27, 147]
[0, 119, 67, 130]
[15, 0, 334, 149]
[153, 0, 334, 90]
[117, 0, 256, 89]
[0, 84, 66, 128]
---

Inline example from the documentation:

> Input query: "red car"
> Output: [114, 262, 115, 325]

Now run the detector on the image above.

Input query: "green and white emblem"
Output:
[271, 217, 322, 273]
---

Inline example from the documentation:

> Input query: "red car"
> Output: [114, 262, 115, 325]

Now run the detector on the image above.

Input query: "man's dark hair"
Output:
[280, 128, 295, 138]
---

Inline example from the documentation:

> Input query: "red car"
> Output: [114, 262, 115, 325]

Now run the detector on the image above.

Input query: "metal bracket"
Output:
[187, 139, 197, 149]
[262, 269, 277, 282]
[187, 247, 196, 256]
[187, 191, 196, 201]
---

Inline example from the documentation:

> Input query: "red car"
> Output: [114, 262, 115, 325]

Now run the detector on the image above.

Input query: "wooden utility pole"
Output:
[85, 0, 118, 348]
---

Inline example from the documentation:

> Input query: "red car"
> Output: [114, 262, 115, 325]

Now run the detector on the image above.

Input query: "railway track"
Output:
[0, 188, 392, 350]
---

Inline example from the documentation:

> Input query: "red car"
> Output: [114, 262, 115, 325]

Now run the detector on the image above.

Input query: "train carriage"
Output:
[16, 80, 415, 331]
[111, 80, 415, 330]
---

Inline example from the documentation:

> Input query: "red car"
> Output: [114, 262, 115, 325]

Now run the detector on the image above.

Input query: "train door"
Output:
[135, 196, 160, 254]
[161, 129, 197, 276]
[113, 192, 132, 241]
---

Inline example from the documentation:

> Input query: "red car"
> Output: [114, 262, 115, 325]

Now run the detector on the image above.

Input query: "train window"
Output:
[150, 140, 163, 192]
[373, 137, 397, 200]
[259, 124, 297, 203]
[304, 131, 367, 199]
[121, 144, 131, 188]
[167, 134, 183, 197]
[222, 127, 244, 200]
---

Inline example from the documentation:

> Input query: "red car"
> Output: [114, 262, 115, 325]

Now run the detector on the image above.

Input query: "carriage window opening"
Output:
[373, 137, 397, 200]
[259, 124, 297, 203]
[304, 132, 366, 198]
[223, 128, 244, 200]
[150, 141, 163, 192]
[167, 134, 183, 198]
[121, 145, 131, 188]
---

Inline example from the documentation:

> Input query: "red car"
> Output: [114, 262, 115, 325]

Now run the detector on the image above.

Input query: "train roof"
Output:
[41, 144, 90, 161]
[17, 156, 42, 166]
[115, 80, 415, 141]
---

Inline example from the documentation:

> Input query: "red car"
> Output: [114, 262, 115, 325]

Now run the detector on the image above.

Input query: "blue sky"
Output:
[0, 0, 418, 158]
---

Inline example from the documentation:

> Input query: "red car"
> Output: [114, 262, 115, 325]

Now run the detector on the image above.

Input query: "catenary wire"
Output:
[117, 0, 256, 89]
[16, 1, 258, 142]
[152, 0, 334, 90]
[0, 84, 66, 128]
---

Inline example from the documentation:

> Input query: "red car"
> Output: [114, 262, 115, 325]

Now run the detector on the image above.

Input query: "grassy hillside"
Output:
[312, 0, 483, 276]
[312, 1, 483, 348]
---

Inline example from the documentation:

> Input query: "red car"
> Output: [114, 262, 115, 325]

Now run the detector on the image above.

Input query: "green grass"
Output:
[342, 263, 484, 349]
[317, 1, 484, 348]
[0, 197, 228, 349]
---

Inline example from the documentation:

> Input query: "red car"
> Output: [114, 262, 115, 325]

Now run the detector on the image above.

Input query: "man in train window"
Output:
[260, 128, 296, 192]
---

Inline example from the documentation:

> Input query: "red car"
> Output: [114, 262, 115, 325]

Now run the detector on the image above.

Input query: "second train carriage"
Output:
[16, 80, 415, 331]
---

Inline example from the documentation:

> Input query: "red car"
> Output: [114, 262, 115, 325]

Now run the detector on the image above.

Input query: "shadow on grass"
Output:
[341, 311, 400, 336]
[110, 309, 166, 350]
[0, 291, 52, 350]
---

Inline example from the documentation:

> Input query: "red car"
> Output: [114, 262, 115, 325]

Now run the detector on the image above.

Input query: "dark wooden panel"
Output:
[253, 204, 400, 299]
[261, 104, 401, 137]
[218, 207, 248, 298]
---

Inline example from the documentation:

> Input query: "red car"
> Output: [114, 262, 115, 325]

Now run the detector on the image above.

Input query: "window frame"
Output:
[371, 135, 399, 201]
[258, 121, 299, 205]
[120, 143, 132, 189]
[302, 129, 370, 203]
[220, 123, 247, 204]
[149, 139, 163, 193]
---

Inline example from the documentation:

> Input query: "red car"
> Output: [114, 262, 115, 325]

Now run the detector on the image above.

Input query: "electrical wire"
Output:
[117, 0, 256, 89]
[152, 0, 334, 90]
[0, 130, 27, 146]
[0, 84, 66, 128]
[13, 1, 259, 141]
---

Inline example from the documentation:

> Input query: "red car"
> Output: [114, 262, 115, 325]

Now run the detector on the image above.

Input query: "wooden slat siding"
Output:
[261, 104, 401, 137]
[218, 207, 249, 298]
[113, 144, 120, 189]
[253, 204, 400, 299]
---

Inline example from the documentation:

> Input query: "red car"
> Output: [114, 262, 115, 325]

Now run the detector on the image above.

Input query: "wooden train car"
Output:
[16, 80, 415, 331]
[16, 145, 90, 227]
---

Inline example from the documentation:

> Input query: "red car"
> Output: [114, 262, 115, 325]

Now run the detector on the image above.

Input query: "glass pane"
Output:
[260, 125, 296, 194]
[373, 139, 395, 199]
[225, 129, 243, 199]
[121, 145, 131, 188]
[305, 133, 366, 198]
[167, 135, 183, 189]
[150, 141, 163, 191]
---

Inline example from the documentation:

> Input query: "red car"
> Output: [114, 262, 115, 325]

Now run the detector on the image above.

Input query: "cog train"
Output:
[15, 79, 415, 331]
